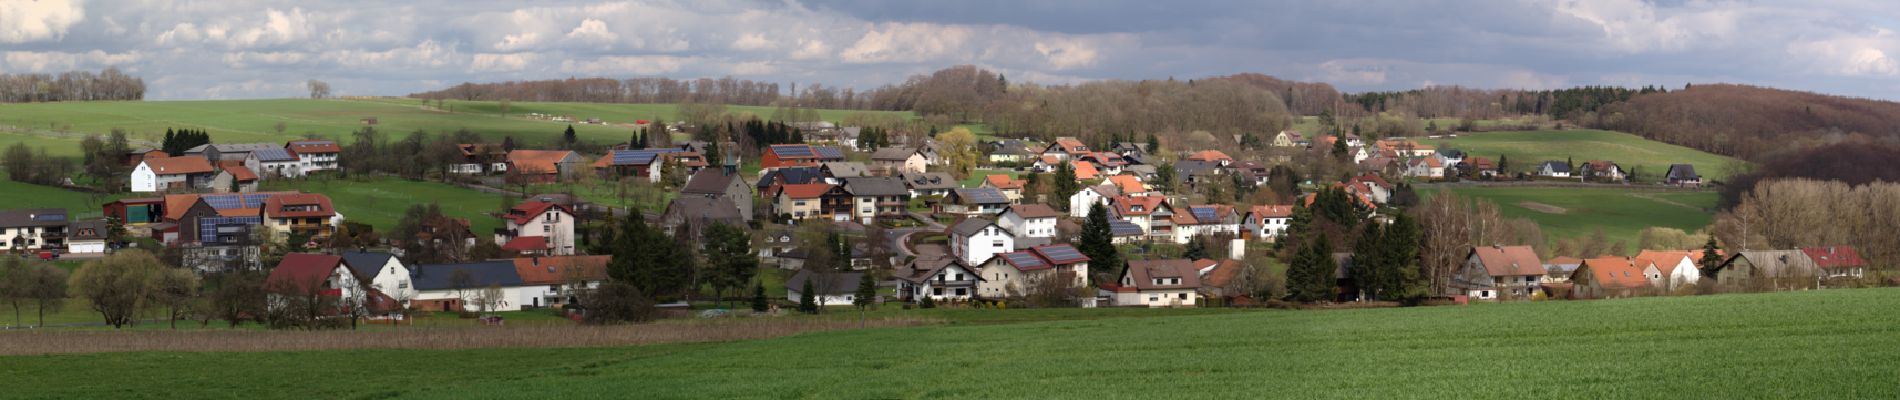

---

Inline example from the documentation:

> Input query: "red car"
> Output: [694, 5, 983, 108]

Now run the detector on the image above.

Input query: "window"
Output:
[1179, 293, 1188, 300]
[933, 288, 943, 296]
[543, 226, 551, 233]
[954, 273, 964, 281]
[955, 288, 966, 296]
[399, 280, 408, 289]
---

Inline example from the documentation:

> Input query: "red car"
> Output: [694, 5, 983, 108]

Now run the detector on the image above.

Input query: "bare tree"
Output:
[307, 79, 332, 99]
[150, 267, 201, 329]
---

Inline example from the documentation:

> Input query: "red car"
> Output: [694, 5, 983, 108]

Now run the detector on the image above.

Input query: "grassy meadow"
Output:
[260, 176, 508, 236]
[0, 178, 125, 219]
[1420, 129, 1741, 181]
[6, 288, 1900, 398]
[1425, 186, 1718, 253]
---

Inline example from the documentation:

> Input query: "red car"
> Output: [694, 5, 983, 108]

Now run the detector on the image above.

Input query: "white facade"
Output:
[1068, 187, 1112, 219]
[412, 286, 532, 312]
[497, 206, 577, 255]
[1645, 258, 1702, 290]
[246, 154, 304, 179]
[950, 222, 1015, 266]
[0, 226, 58, 250]
[298, 152, 339, 174]
[786, 290, 857, 307]
[68, 240, 106, 254]
[1246, 215, 1290, 241]
[997, 212, 1056, 240]
[909, 262, 981, 301]
[129, 162, 182, 192]
[364, 257, 416, 302]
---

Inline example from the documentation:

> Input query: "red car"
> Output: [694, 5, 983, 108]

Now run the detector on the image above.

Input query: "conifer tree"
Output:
[798, 279, 817, 313]
[854, 272, 876, 310]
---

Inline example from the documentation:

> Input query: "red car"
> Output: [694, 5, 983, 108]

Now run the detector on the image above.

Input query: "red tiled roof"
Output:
[984, 174, 1025, 190]
[221, 165, 258, 181]
[1106, 175, 1145, 194]
[267, 253, 345, 294]
[1634, 250, 1694, 275]
[1201, 259, 1243, 288]
[776, 183, 832, 199]
[287, 140, 341, 154]
[1248, 205, 1294, 220]
[1187, 150, 1232, 162]
[143, 155, 215, 175]
[512, 255, 610, 284]
[1071, 161, 1100, 180]
[263, 193, 335, 219]
[1802, 246, 1865, 269]
[508, 150, 576, 174]
[1581, 256, 1649, 289]
[1006, 204, 1060, 219]
[1052, 138, 1087, 154]
[506, 200, 570, 225]
[1471, 245, 1545, 277]
[502, 236, 549, 251]
[1112, 196, 1167, 216]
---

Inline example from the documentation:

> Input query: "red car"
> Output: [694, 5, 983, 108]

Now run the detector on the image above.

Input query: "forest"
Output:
[0, 67, 146, 103]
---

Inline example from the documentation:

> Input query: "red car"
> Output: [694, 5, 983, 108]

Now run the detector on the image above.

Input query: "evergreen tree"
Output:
[854, 272, 876, 310]
[1350, 222, 1385, 300]
[1154, 161, 1175, 193]
[502, 136, 517, 152]
[1288, 235, 1337, 302]
[605, 210, 692, 301]
[1331, 135, 1349, 160]
[1497, 154, 1510, 175]
[798, 279, 817, 314]
[562, 125, 578, 148]
[1146, 133, 1160, 154]
[1382, 213, 1425, 300]
[751, 283, 768, 312]
[1185, 236, 1209, 260]
[702, 223, 756, 307]
[1053, 162, 1080, 210]
[1697, 237, 1724, 279]
[1078, 203, 1119, 281]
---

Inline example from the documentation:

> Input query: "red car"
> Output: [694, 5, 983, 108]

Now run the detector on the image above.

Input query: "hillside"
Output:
[7, 289, 1899, 398]
[1596, 83, 1900, 160]
[1423, 186, 1718, 254]
[1419, 129, 1742, 181]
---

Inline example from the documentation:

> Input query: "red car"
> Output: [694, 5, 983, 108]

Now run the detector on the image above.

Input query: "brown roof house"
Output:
[1452, 245, 1546, 301]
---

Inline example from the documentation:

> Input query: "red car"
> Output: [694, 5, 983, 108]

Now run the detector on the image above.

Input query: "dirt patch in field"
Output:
[1518, 201, 1569, 214]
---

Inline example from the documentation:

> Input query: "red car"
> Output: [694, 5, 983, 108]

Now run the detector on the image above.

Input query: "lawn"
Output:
[260, 176, 507, 236]
[0, 178, 127, 219]
[7, 289, 1900, 398]
[1420, 129, 1742, 181]
[1423, 186, 1718, 253]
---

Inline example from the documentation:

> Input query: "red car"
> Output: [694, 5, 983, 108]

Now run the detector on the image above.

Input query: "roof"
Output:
[1108, 220, 1144, 236]
[194, 143, 281, 155]
[1072, 161, 1100, 180]
[501, 236, 550, 251]
[821, 162, 869, 177]
[949, 217, 1003, 237]
[786, 270, 865, 296]
[871, 147, 918, 161]
[1112, 196, 1168, 216]
[1106, 175, 1145, 194]
[67, 220, 107, 240]
[1173, 160, 1218, 177]
[1126, 259, 1203, 290]
[1584, 160, 1620, 171]
[812, 146, 844, 159]
[262, 193, 336, 218]
[1005, 204, 1061, 219]
[901, 172, 958, 190]
[1085, 183, 1122, 198]
[1187, 150, 1233, 162]
[1667, 164, 1700, 180]
[162, 192, 298, 221]
[991, 250, 1051, 271]
[251, 148, 297, 162]
[842, 176, 908, 196]
[1030, 244, 1089, 264]
[1725, 250, 1817, 277]
[1580, 257, 1650, 289]
[776, 183, 833, 199]
[219, 165, 259, 181]
[767, 144, 819, 159]
[339, 252, 398, 280]
[143, 155, 216, 175]
[664, 196, 743, 227]
[757, 167, 826, 188]
[286, 140, 340, 154]
[267, 253, 348, 293]
[1801, 246, 1865, 269]
[983, 174, 1024, 190]
[1049, 138, 1087, 153]
[1470, 245, 1546, 277]
[1247, 205, 1294, 220]
[1201, 259, 1244, 289]
[595, 148, 685, 167]
[412, 261, 525, 291]
[681, 168, 742, 195]
[0, 209, 68, 228]
[950, 187, 1009, 205]
[459, 143, 509, 156]
[1412, 157, 1444, 169]
[505, 200, 570, 225]
[896, 256, 981, 284]
[1634, 250, 1694, 275]
[509, 150, 577, 174]
[512, 255, 611, 285]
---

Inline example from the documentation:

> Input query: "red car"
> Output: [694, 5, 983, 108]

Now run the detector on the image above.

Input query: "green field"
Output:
[378, 98, 912, 126]
[1421, 129, 1740, 181]
[261, 176, 507, 237]
[1425, 186, 1717, 253]
[7, 288, 1900, 398]
[0, 178, 125, 219]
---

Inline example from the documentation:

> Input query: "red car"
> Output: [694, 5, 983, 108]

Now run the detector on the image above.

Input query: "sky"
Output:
[7, 0, 1900, 100]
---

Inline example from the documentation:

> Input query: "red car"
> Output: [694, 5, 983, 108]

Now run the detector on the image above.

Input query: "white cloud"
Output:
[730, 32, 771, 51]
[1788, 29, 1900, 77]
[221, 51, 311, 68]
[1553, 0, 1742, 53]
[790, 39, 832, 60]
[1033, 37, 1102, 70]
[726, 60, 777, 75]
[560, 55, 691, 75]
[841, 22, 975, 63]
[0, 0, 84, 43]
[226, 8, 313, 49]
[564, 18, 616, 48]
[323, 40, 455, 69]
[3, 50, 140, 72]
[1317, 59, 1389, 85]
[470, 53, 539, 72]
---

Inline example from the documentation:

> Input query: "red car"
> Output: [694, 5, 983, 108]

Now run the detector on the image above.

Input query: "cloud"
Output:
[1317, 59, 1389, 85]
[1788, 29, 1900, 77]
[564, 18, 616, 48]
[3, 50, 140, 72]
[841, 22, 976, 63]
[470, 53, 539, 72]
[730, 32, 771, 51]
[226, 8, 314, 49]
[560, 55, 691, 75]
[1552, 0, 1743, 53]
[0, 0, 84, 43]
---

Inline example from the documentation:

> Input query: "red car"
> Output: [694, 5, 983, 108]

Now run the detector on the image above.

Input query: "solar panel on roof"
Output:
[1036, 245, 1085, 262]
[773, 145, 814, 158]
[612, 150, 662, 165]
[813, 146, 843, 159]
[1004, 252, 1049, 268]
[1109, 221, 1144, 236]
[961, 188, 1007, 204]
[32, 214, 66, 222]
[1191, 207, 1218, 221]
[199, 216, 260, 243]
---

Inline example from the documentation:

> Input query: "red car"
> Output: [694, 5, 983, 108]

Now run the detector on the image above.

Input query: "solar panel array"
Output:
[1191, 206, 1219, 222]
[32, 213, 66, 222]
[813, 146, 844, 159]
[252, 148, 296, 162]
[203, 193, 274, 210]
[1003, 252, 1049, 269]
[1035, 244, 1087, 263]
[959, 188, 1009, 204]
[1109, 220, 1144, 236]
[772, 145, 815, 158]
[199, 216, 261, 243]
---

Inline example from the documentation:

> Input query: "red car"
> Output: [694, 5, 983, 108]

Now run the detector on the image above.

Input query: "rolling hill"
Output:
[1420, 129, 1742, 181]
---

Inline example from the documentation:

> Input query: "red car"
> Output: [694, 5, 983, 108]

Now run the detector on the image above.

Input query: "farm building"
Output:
[1451, 245, 1546, 301]
[786, 269, 867, 307]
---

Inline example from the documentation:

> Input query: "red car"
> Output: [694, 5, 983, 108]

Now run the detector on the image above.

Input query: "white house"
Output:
[494, 200, 577, 256]
[976, 244, 1093, 299]
[409, 260, 530, 312]
[1452, 245, 1546, 301]
[1404, 157, 1445, 178]
[265, 253, 368, 314]
[0, 209, 69, 251]
[1068, 184, 1120, 219]
[286, 140, 341, 174]
[997, 204, 1059, 242]
[131, 156, 216, 192]
[65, 220, 107, 254]
[948, 218, 1014, 267]
[1109, 259, 1202, 307]
[1536, 161, 1572, 178]
[341, 252, 416, 303]
[245, 148, 303, 179]
[787, 269, 866, 306]
[1243, 205, 1294, 241]
[895, 256, 984, 303]
[1635, 250, 1702, 291]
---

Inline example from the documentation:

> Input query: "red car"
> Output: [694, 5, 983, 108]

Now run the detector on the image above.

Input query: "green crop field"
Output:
[0, 178, 126, 219]
[7, 288, 1900, 398]
[1424, 186, 1718, 253]
[1420, 129, 1741, 181]
[260, 176, 507, 237]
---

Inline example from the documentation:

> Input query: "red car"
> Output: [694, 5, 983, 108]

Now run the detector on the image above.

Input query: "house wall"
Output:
[953, 226, 1014, 266]
[367, 258, 415, 301]
[787, 290, 858, 307]
[774, 195, 825, 220]
[412, 286, 530, 312]
[0, 226, 59, 250]
[1126, 289, 1198, 307]
[68, 240, 106, 254]
[502, 209, 576, 255]
[998, 214, 1055, 239]
[1068, 189, 1106, 219]
[978, 261, 1025, 298]
[131, 164, 157, 192]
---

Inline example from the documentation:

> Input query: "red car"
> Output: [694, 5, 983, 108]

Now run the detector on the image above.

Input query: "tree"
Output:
[1078, 203, 1120, 283]
[206, 270, 266, 328]
[1053, 162, 1080, 210]
[798, 278, 818, 314]
[854, 272, 876, 310]
[751, 283, 769, 312]
[0, 257, 26, 326]
[70, 250, 165, 328]
[1287, 236, 1336, 302]
[606, 211, 693, 301]
[1154, 161, 1176, 193]
[306, 80, 331, 99]
[1146, 133, 1161, 154]
[936, 127, 980, 178]
[26, 263, 68, 327]
[150, 267, 201, 329]
[562, 124, 579, 149]
[1698, 237, 1724, 279]
[1331, 135, 1349, 160]
[1184, 236, 1209, 260]
[702, 223, 757, 307]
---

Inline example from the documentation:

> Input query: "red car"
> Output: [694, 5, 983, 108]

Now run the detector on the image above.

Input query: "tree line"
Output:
[0, 67, 145, 103]
[1593, 84, 1900, 161]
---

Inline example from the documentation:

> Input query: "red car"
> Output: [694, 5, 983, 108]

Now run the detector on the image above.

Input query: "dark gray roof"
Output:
[682, 168, 742, 195]
[411, 261, 523, 291]
[951, 187, 1009, 205]
[663, 196, 743, 226]
[1539, 161, 1571, 173]
[67, 220, 107, 240]
[871, 147, 917, 161]
[786, 270, 865, 296]
[756, 167, 825, 188]
[0, 208, 68, 228]
[1437, 149, 1466, 158]
[1174, 160, 1219, 177]
[1667, 164, 1699, 180]
[1108, 220, 1144, 236]
[821, 162, 869, 177]
[902, 172, 958, 190]
[949, 218, 1000, 236]
[340, 251, 398, 279]
[843, 176, 909, 196]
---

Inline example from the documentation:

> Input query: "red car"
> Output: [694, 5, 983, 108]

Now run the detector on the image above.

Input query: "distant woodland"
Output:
[0, 67, 145, 103]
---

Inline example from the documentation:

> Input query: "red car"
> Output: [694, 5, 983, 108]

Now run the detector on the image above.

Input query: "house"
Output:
[1198, 259, 1248, 302]
[1536, 161, 1572, 178]
[1451, 245, 1546, 300]
[409, 260, 527, 312]
[340, 252, 416, 304]
[819, 162, 871, 182]
[941, 187, 1010, 216]
[1374, 139, 1435, 157]
[1076, 153, 1127, 176]
[871, 147, 927, 175]
[1434, 149, 1466, 166]
[1571, 256, 1651, 299]
[103, 198, 164, 225]
[1109, 259, 1202, 307]
[1041, 137, 1090, 160]
[1345, 175, 1393, 204]
[981, 174, 1027, 203]
[660, 196, 745, 240]
[1031, 155, 1063, 173]
[450, 143, 510, 175]
[511, 255, 610, 309]
[1460, 157, 1498, 177]
[260, 193, 338, 243]
[756, 166, 825, 194]
[761, 144, 822, 170]
[245, 148, 303, 178]
[0, 209, 68, 251]
[265, 253, 367, 314]
[1108, 220, 1145, 244]
[507, 150, 583, 184]
[949, 218, 1014, 266]
[895, 256, 984, 303]
[1106, 175, 1146, 195]
[132, 155, 217, 192]
[1185, 150, 1234, 166]
[841, 176, 911, 223]
[122, 148, 168, 167]
[988, 141, 1034, 163]
[1404, 157, 1445, 178]
[188, 143, 281, 164]
[976, 244, 1092, 298]
[591, 148, 685, 182]
[1172, 160, 1222, 188]
[65, 219, 107, 254]
[778, 240, 882, 271]
[1803, 246, 1867, 280]
[210, 165, 259, 193]
[286, 140, 341, 174]
[1242, 205, 1294, 241]
[1167, 204, 1242, 244]
[1634, 250, 1702, 291]
[1272, 130, 1304, 147]
[1580, 160, 1625, 182]
[1543, 256, 1583, 284]
[901, 172, 959, 198]
[1665, 164, 1701, 187]
[1109, 142, 1150, 156]
[1714, 250, 1819, 291]
[771, 183, 832, 220]
[680, 167, 752, 221]
[1068, 184, 1121, 219]
[494, 200, 576, 256]
[1110, 196, 1173, 240]
[786, 269, 866, 306]
[998, 204, 1060, 244]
